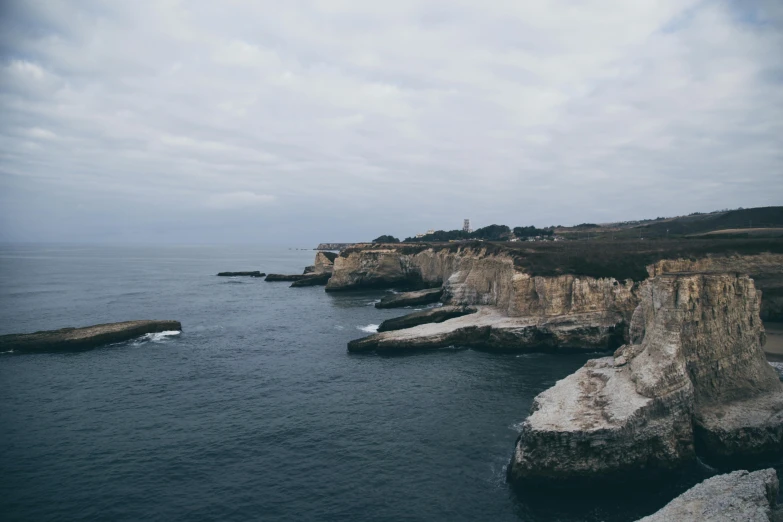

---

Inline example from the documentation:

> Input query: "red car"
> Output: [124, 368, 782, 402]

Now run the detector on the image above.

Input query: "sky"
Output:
[0, 1, 781, 245]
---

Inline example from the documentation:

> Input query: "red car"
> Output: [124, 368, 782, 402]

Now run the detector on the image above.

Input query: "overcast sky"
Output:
[1, 1, 781, 244]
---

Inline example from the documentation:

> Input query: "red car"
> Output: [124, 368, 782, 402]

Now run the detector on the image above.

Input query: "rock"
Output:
[315, 243, 354, 251]
[377, 306, 477, 332]
[375, 288, 444, 309]
[349, 307, 624, 353]
[217, 271, 265, 277]
[314, 251, 338, 272]
[303, 266, 316, 274]
[265, 274, 309, 282]
[636, 469, 780, 522]
[290, 272, 331, 287]
[508, 273, 783, 485]
[0, 320, 182, 353]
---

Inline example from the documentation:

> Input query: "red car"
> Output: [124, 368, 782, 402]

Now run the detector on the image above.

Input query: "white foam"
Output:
[770, 361, 783, 378]
[366, 299, 381, 306]
[357, 324, 379, 333]
[334, 325, 345, 330]
[139, 330, 181, 343]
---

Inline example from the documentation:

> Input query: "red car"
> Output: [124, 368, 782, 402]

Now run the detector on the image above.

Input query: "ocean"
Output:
[0, 244, 776, 521]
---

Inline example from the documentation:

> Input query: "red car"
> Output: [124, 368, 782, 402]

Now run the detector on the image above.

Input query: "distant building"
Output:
[463, 219, 472, 233]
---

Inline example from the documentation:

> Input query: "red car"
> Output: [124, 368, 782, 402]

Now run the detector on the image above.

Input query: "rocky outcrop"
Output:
[375, 288, 444, 309]
[314, 251, 337, 272]
[377, 306, 477, 332]
[316, 243, 354, 251]
[507, 273, 783, 485]
[647, 253, 783, 321]
[217, 271, 265, 277]
[637, 469, 781, 522]
[265, 274, 309, 282]
[349, 307, 624, 353]
[0, 320, 182, 353]
[290, 272, 331, 287]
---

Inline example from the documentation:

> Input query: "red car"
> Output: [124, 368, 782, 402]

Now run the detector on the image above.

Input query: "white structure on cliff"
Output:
[463, 219, 472, 233]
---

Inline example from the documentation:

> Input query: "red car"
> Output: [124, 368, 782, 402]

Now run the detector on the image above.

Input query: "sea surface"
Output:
[0, 244, 780, 522]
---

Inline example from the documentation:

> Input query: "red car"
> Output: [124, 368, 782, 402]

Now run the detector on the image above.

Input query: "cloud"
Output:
[207, 191, 276, 210]
[0, 0, 781, 243]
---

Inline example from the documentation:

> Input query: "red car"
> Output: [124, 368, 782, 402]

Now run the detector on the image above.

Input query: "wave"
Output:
[366, 299, 381, 306]
[770, 361, 783, 379]
[136, 330, 182, 344]
[357, 324, 379, 333]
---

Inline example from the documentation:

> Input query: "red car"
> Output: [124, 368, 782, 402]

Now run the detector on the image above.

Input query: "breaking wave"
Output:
[137, 330, 181, 343]
[357, 324, 379, 333]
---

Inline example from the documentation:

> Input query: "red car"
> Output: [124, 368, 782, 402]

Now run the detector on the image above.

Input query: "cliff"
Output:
[637, 469, 781, 522]
[507, 273, 783, 484]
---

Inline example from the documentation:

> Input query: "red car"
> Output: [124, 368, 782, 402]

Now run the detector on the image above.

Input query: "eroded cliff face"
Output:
[508, 273, 783, 484]
[329, 245, 637, 321]
[647, 253, 783, 320]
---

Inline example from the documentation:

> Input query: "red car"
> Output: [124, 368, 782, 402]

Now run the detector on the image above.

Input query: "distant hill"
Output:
[556, 206, 783, 240]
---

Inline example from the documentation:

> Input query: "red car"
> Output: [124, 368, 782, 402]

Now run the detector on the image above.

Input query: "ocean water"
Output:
[0, 244, 778, 522]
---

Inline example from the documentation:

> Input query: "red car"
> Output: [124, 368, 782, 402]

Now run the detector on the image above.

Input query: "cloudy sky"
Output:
[1, 1, 781, 244]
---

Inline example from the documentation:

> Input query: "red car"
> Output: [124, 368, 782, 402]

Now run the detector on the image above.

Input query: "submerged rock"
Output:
[217, 271, 265, 277]
[377, 306, 477, 332]
[508, 273, 783, 485]
[375, 288, 444, 309]
[637, 469, 781, 522]
[0, 320, 182, 353]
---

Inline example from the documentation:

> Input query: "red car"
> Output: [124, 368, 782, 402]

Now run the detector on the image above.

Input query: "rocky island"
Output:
[0, 320, 182, 353]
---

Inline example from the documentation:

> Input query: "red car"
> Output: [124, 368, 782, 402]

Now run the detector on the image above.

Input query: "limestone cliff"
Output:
[647, 253, 783, 320]
[507, 273, 783, 484]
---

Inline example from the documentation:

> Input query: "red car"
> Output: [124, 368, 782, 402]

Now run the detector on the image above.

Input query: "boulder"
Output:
[375, 288, 443, 309]
[0, 320, 182, 353]
[377, 306, 477, 332]
[508, 273, 783, 485]
[637, 469, 781, 522]
[217, 271, 265, 277]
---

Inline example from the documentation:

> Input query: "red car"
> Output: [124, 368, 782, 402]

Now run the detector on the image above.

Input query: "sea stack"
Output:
[507, 273, 783, 485]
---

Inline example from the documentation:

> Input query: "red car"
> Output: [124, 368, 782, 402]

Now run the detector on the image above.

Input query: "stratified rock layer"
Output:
[375, 288, 443, 309]
[0, 320, 182, 353]
[508, 273, 783, 484]
[637, 469, 781, 522]
[377, 306, 477, 332]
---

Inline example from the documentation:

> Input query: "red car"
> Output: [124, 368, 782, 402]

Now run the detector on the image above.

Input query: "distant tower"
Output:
[463, 219, 471, 233]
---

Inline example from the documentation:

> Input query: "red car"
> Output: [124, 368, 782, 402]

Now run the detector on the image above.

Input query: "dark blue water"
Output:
[0, 245, 771, 521]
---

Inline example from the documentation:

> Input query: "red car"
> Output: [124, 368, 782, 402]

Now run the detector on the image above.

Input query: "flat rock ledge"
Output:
[0, 320, 182, 353]
[290, 273, 332, 287]
[508, 273, 783, 486]
[349, 307, 624, 353]
[377, 306, 477, 332]
[265, 274, 309, 282]
[217, 271, 265, 277]
[375, 287, 444, 309]
[637, 469, 782, 522]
